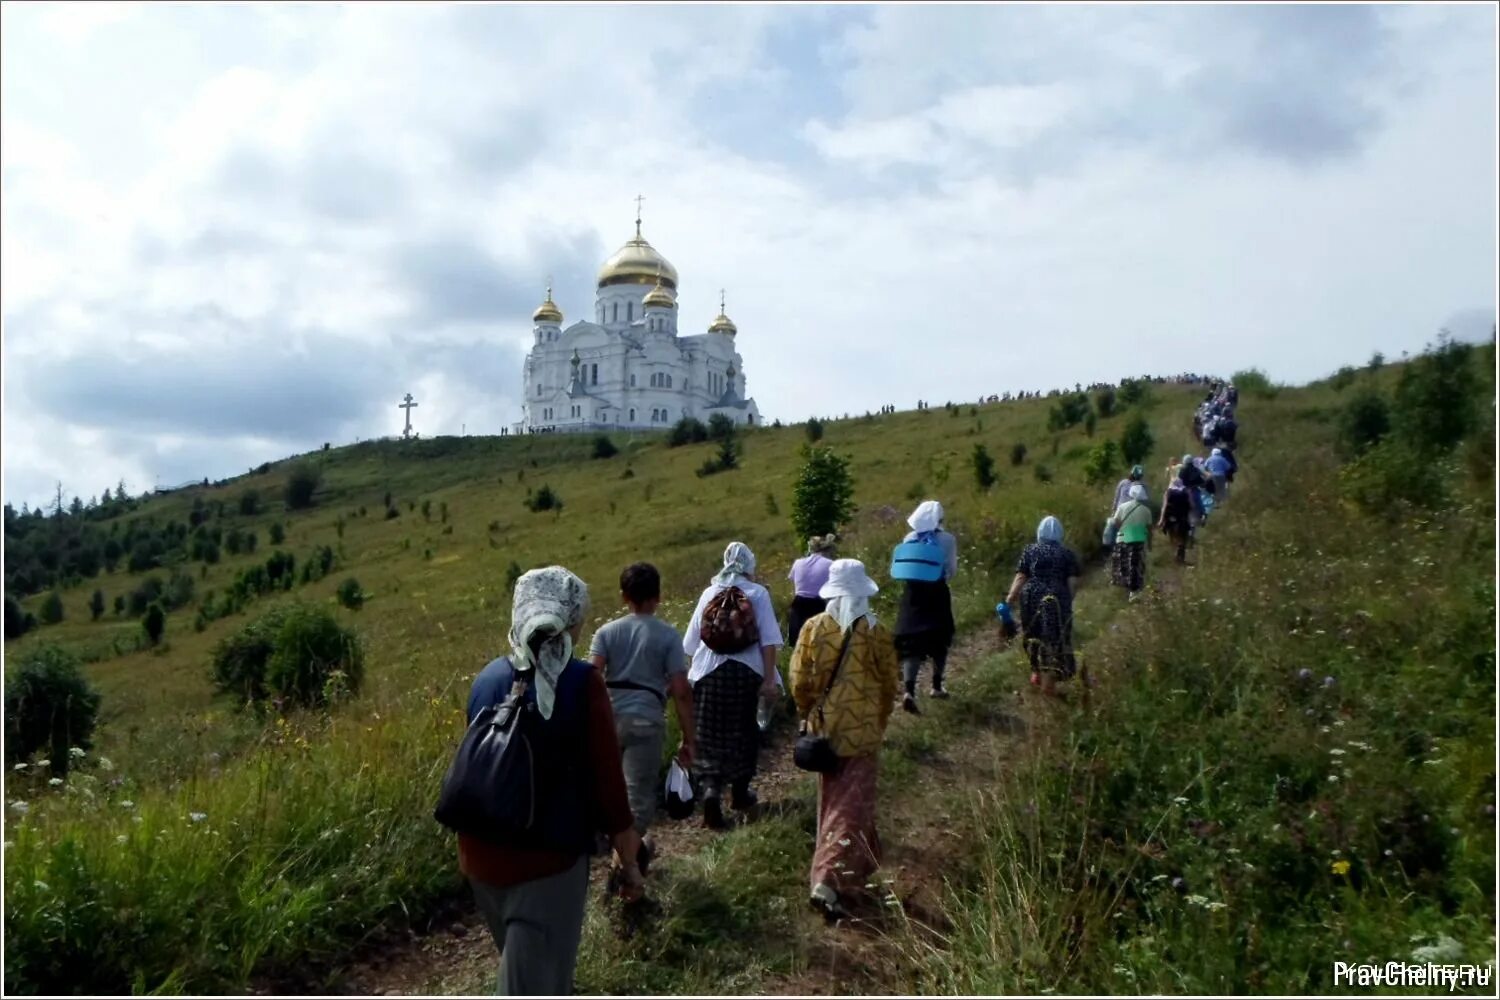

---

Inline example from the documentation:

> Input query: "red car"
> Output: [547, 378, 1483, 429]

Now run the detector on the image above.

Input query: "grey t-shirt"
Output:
[588, 614, 686, 720]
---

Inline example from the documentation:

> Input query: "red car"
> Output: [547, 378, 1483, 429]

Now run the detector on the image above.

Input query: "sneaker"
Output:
[702, 795, 727, 831]
[809, 882, 848, 923]
[731, 787, 759, 813]
[901, 693, 920, 715]
[930, 687, 950, 700]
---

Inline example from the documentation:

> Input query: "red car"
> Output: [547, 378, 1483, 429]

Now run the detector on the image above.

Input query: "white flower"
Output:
[1186, 894, 1210, 906]
[33, 880, 49, 892]
[68, 747, 86, 759]
[189, 812, 207, 823]
[120, 800, 134, 809]
[35, 759, 50, 768]
[97, 757, 114, 771]
[12, 763, 26, 771]
[47, 778, 63, 787]
[1205, 901, 1228, 912]
[116, 834, 128, 845]
[1173, 796, 1190, 806]
[1329, 749, 1346, 756]
[8, 800, 29, 815]
[1328, 775, 1340, 783]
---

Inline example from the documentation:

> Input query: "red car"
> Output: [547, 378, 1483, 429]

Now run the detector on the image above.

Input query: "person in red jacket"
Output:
[460, 566, 642, 996]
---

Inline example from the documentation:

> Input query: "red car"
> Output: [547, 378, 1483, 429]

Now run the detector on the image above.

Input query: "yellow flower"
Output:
[1331, 860, 1351, 876]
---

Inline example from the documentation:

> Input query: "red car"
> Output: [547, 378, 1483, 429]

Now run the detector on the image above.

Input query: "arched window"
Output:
[536, 384, 543, 396]
[666, 375, 673, 389]
[627, 301, 634, 322]
[629, 408, 636, 422]
[630, 374, 636, 387]
[591, 363, 598, 386]
[612, 302, 618, 323]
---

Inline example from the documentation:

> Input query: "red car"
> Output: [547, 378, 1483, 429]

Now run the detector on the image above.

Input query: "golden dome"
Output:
[597, 225, 678, 290]
[642, 281, 675, 309]
[707, 289, 736, 335]
[532, 286, 563, 325]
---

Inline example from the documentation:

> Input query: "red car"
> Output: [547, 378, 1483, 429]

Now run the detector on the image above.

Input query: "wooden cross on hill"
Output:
[399, 393, 418, 440]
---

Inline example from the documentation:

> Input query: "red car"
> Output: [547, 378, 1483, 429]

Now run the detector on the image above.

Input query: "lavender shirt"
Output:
[789, 553, 833, 598]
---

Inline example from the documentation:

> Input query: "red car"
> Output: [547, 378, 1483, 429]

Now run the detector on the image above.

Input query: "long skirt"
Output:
[895, 580, 955, 662]
[1020, 587, 1077, 680]
[811, 753, 882, 894]
[786, 595, 828, 651]
[1110, 541, 1146, 592]
[693, 660, 761, 789]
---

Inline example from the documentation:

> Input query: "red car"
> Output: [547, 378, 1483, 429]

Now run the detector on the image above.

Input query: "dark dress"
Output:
[1016, 541, 1081, 679]
[787, 595, 828, 650]
[693, 660, 762, 792]
[895, 580, 956, 663]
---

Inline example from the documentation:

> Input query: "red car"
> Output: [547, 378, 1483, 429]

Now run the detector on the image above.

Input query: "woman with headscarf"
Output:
[1159, 473, 1193, 564]
[893, 499, 959, 714]
[683, 542, 784, 829]
[1204, 447, 1230, 502]
[1108, 484, 1154, 595]
[790, 559, 900, 922]
[1005, 517, 1085, 695]
[786, 534, 838, 651]
[459, 566, 643, 996]
[1111, 465, 1146, 513]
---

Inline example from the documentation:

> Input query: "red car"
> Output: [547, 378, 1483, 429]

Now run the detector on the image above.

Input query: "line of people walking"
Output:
[438, 382, 1249, 993]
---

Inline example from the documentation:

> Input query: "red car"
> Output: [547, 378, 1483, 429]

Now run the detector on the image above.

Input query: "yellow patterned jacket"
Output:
[790, 614, 900, 758]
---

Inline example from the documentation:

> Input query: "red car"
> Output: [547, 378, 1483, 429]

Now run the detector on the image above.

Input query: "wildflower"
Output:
[1328, 748, 1346, 756]
[47, 778, 63, 787]
[1186, 894, 1209, 906]
[1173, 796, 1189, 806]
[12, 763, 26, 771]
[189, 812, 207, 823]
[1328, 775, 1340, 783]
[1205, 901, 1228, 912]
[116, 834, 128, 845]
[36, 759, 49, 768]
[9, 801, 29, 815]
[120, 800, 135, 809]
[68, 747, 86, 759]
[1331, 860, 1351, 876]
[97, 756, 114, 771]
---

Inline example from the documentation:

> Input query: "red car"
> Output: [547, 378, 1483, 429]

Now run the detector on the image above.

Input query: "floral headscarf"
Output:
[508, 566, 589, 720]
[713, 541, 757, 588]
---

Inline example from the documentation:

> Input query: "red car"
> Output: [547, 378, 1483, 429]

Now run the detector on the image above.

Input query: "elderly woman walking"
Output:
[683, 542, 784, 829]
[790, 559, 900, 922]
[456, 567, 643, 996]
[1111, 464, 1146, 513]
[1108, 484, 1153, 596]
[893, 500, 958, 714]
[786, 534, 838, 651]
[1006, 517, 1086, 695]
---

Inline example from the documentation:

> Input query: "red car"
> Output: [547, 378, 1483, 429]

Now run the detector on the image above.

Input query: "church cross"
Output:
[634, 194, 645, 238]
[719, 288, 726, 314]
[398, 392, 418, 440]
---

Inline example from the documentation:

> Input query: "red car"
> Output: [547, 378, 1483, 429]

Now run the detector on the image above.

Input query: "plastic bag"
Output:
[664, 759, 695, 820]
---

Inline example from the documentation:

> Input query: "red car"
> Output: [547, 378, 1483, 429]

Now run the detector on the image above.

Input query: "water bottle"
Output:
[756, 692, 774, 733]
[995, 602, 1016, 630]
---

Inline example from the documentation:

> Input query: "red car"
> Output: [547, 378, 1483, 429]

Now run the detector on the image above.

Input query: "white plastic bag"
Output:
[664, 759, 695, 819]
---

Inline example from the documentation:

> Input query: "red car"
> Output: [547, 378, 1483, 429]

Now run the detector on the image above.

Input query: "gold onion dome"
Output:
[708, 289, 737, 335]
[597, 218, 679, 290]
[642, 281, 675, 309]
[532, 286, 563, 324]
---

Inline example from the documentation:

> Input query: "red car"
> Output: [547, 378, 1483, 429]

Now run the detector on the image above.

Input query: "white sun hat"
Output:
[819, 558, 880, 599]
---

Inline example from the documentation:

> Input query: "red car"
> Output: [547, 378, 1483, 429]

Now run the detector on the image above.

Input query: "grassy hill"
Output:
[3, 355, 1494, 994]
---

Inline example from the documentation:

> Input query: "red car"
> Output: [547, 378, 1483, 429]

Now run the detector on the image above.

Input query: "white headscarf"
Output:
[819, 558, 880, 631]
[508, 566, 589, 720]
[1129, 484, 1149, 502]
[712, 541, 757, 588]
[1037, 515, 1064, 543]
[908, 499, 944, 534]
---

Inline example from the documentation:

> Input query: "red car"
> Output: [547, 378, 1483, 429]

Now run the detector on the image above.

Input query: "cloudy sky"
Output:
[2, 3, 1495, 509]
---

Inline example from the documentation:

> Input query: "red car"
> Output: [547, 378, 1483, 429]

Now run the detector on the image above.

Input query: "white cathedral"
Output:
[517, 212, 761, 434]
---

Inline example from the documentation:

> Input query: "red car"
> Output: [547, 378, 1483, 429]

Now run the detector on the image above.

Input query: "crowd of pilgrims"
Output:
[436, 379, 1246, 994]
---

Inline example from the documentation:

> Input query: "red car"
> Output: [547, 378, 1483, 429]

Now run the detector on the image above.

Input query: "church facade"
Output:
[517, 215, 761, 434]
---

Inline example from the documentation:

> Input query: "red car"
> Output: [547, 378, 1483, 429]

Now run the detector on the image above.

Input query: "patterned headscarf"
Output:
[908, 500, 944, 534]
[1037, 516, 1064, 543]
[713, 541, 757, 587]
[508, 566, 589, 720]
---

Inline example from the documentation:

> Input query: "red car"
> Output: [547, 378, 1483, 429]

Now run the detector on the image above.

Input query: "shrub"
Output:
[1339, 439, 1448, 514]
[1330, 366, 1357, 391]
[1117, 378, 1149, 407]
[3, 645, 100, 772]
[284, 463, 321, 510]
[142, 603, 166, 646]
[440, 502, 448, 524]
[791, 446, 855, 541]
[336, 577, 364, 610]
[112, 595, 124, 616]
[526, 485, 562, 512]
[421, 499, 432, 521]
[764, 491, 780, 517]
[1368, 351, 1385, 372]
[1046, 393, 1092, 431]
[1231, 367, 1278, 398]
[1093, 387, 1117, 418]
[707, 413, 737, 443]
[238, 490, 261, 516]
[971, 443, 997, 490]
[39, 591, 64, 625]
[667, 417, 709, 447]
[1033, 463, 1054, 484]
[1084, 410, 1098, 437]
[1010, 442, 1028, 466]
[592, 435, 619, 459]
[696, 437, 740, 477]
[1391, 334, 1477, 452]
[805, 418, 824, 443]
[384, 505, 400, 520]
[4, 594, 37, 639]
[1083, 439, 1121, 485]
[211, 604, 363, 708]
[1119, 414, 1155, 465]
[1338, 388, 1391, 458]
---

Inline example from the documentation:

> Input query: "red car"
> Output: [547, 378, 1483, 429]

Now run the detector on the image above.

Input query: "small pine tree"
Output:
[1339, 388, 1392, 458]
[805, 418, 824, 443]
[1010, 442, 1028, 466]
[971, 443, 998, 490]
[592, 435, 619, 459]
[89, 589, 105, 622]
[39, 592, 64, 625]
[269, 522, 285, 545]
[791, 446, 855, 541]
[142, 603, 166, 646]
[284, 464, 321, 510]
[1120, 415, 1155, 465]
[421, 499, 432, 521]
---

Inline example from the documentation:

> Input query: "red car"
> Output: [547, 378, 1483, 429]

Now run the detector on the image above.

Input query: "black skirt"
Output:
[692, 660, 761, 786]
[786, 594, 828, 650]
[895, 580, 955, 661]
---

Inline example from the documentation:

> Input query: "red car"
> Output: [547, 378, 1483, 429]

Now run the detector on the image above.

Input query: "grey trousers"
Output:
[471, 856, 589, 996]
[616, 714, 666, 836]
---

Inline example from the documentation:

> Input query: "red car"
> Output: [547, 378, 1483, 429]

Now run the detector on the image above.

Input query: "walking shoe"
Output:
[930, 687, 950, 700]
[702, 795, 728, 831]
[731, 786, 759, 813]
[809, 882, 848, 923]
[901, 693, 920, 715]
[637, 838, 654, 877]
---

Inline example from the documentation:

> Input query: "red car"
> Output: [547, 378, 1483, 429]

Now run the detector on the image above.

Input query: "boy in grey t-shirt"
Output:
[588, 562, 696, 862]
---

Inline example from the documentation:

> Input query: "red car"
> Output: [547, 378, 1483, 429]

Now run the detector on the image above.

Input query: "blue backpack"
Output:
[434, 657, 595, 854]
[891, 533, 945, 582]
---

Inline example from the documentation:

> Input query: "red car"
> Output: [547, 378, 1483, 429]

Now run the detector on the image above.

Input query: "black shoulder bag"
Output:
[793, 625, 858, 774]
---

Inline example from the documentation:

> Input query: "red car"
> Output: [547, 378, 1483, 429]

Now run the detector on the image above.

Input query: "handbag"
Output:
[1101, 516, 1118, 547]
[793, 626, 858, 773]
